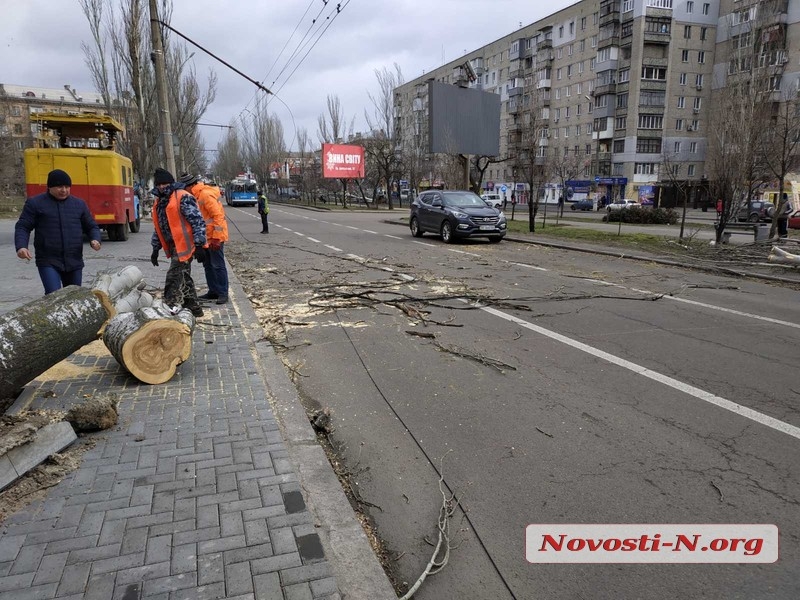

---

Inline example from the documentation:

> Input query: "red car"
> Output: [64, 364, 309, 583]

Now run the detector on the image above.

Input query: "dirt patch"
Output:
[0, 439, 95, 525]
[0, 410, 65, 455]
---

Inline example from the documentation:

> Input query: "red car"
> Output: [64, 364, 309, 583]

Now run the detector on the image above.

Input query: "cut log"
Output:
[113, 288, 156, 314]
[0, 286, 108, 401]
[103, 306, 195, 384]
[90, 266, 145, 319]
[768, 246, 800, 266]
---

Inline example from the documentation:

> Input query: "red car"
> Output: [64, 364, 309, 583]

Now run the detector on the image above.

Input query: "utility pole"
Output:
[149, 0, 176, 174]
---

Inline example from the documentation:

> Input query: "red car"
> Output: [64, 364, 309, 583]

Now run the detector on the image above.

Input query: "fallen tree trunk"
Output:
[768, 246, 800, 266]
[103, 306, 195, 384]
[0, 286, 108, 401]
[90, 266, 146, 319]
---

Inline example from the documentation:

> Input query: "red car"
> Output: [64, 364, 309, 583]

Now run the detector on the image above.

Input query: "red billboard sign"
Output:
[322, 143, 365, 178]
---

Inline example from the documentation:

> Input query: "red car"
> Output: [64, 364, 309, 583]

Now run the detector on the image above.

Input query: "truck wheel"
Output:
[107, 226, 118, 242]
[113, 221, 129, 241]
[129, 209, 141, 233]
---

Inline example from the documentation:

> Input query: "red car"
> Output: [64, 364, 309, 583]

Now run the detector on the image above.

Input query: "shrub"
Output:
[603, 207, 678, 224]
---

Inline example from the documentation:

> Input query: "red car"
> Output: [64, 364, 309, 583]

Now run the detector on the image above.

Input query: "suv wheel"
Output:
[748, 213, 759, 223]
[410, 217, 424, 238]
[441, 220, 454, 243]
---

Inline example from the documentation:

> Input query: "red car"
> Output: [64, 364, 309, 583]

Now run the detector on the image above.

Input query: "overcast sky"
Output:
[3, 0, 577, 160]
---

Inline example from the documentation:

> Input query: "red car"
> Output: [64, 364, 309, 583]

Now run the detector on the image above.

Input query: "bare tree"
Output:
[364, 64, 404, 209]
[248, 96, 286, 193]
[317, 94, 355, 205]
[660, 151, 692, 239]
[213, 122, 244, 182]
[759, 92, 800, 238]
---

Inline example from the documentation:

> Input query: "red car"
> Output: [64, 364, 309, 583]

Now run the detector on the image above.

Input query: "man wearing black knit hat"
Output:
[150, 167, 208, 317]
[14, 169, 102, 294]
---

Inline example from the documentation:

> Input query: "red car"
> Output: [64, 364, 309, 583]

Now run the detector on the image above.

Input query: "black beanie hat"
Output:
[46, 169, 72, 188]
[154, 168, 175, 185]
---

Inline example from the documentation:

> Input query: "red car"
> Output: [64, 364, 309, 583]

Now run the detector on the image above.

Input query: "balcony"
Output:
[509, 68, 525, 80]
[537, 48, 554, 63]
[508, 131, 523, 146]
[640, 79, 667, 91]
[600, 9, 621, 28]
[643, 30, 671, 44]
[537, 78, 552, 90]
[508, 85, 524, 97]
[508, 100, 521, 114]
[637, 128, 663, 139]
[598, 34, 620, 50]
[594, 82, 617, 96]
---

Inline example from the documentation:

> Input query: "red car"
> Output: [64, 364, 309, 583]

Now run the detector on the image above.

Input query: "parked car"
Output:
[737, 201, 775, 223]
[480, 192, 503, 209]
[606, 199, 638, 212]
[789, 210, 800, 230]
[410, 190, 507, 243]
[570, 199, 594, 211]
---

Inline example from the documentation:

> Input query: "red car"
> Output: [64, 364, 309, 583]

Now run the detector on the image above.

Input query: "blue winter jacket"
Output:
[14, 192, 101, 271]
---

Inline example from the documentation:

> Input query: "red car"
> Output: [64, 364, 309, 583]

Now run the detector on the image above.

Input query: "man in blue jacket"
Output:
[15, 169, 102, 295]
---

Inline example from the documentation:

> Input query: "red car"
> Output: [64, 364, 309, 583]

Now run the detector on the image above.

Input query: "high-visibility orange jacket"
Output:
[153, 189, 203, 262]
[188, 182, 229, 243]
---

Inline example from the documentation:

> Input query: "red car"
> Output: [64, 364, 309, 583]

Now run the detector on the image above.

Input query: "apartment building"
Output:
[393, 0, 799, 205]
[0, 84, 107, 199]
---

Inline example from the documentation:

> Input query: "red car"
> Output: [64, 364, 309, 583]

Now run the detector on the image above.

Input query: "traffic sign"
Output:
[500, 185, 507, 193]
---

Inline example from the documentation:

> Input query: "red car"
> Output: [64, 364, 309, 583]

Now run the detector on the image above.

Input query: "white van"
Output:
[481, 192, 503, 209]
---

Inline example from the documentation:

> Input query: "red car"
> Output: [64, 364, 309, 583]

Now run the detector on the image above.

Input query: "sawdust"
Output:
[33, 339, 110, 382]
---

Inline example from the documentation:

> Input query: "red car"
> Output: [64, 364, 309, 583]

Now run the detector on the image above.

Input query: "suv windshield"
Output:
[442, 191, 485, 208]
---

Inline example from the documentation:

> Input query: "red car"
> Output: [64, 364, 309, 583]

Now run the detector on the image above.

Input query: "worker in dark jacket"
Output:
[14, 169, 101, 294]
[257, 189, 269, 233]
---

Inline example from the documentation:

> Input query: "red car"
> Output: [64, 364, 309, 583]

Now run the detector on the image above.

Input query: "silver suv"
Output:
[737, 201, 775, 223]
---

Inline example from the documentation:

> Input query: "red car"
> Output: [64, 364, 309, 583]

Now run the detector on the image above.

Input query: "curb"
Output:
[225, 261, 398, 600]
[382, 218, 800, 286]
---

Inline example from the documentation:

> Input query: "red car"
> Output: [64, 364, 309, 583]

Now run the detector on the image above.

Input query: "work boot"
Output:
[198, 292, 218, 300]
[189, 306, 204, 317]
[215, 296, 229, 305]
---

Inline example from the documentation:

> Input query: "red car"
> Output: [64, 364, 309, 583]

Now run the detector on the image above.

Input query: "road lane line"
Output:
[449, 249, 482, 257]
[362, 229, 379, 234]
[307, 237, 321, 243]
[477, 303, 800, 441]
[324, 245, 342, 252]
[384, 234, 403, 239]
[294, 231, 306, 237]
[513, 263, 549, 271]
[628, 289, 800, 330]
[412, 241, 437, 247]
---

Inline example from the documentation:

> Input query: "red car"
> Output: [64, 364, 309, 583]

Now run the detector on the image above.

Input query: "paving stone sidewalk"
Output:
[0, 221, 396, 600]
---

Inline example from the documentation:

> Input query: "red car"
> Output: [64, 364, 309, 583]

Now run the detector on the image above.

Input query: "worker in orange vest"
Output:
[179, 173, 230, 304]
[150, 168, 208, 317]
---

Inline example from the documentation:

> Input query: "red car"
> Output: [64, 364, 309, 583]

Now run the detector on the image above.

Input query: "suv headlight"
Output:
[452, 210, 468, 219]
[497, 212, 507, 222]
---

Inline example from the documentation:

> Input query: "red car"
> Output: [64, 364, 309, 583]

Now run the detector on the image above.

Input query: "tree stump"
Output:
[103, 306, 196, 384]
[0, 286, 108, 401]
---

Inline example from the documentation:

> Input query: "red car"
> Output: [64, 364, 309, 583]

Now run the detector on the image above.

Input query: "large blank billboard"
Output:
[428, 81, 501, 156]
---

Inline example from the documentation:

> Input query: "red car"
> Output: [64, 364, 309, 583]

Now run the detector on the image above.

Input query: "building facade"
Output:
[0, 84, 108, 199]
[394, 0, 799, 205]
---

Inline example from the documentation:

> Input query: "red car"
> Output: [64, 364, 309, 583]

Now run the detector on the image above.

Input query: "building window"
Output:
[700, 27, 707, 41]
[674, 141, 682, 152]
[11, 106, 21, 117]
[688, 164, 696, 176]
[617, 93, 629, 108]
[615, 116, 627, 129]
[677, 96, 686, 108]
[581, 17, 586, 30]
[679, 73, 687, 85]
[645, 17, 671, 34]
[693, 97, 702, 109]
[684, 25, 691, 39]
[613, 139, 625, 152]
[577, 102, 582, 116]
[622, 20, 633, 37]
[692, 119, 699, 130]
[695, 74, 704, 87]
[564, 127, 569, 138]
[559, 26, 564, 38]
[689, 141, 698, 153]
[586, 144, 592, 155]
[591, 35, 597, 48]
[557, 48, 563, 59]
[590, 57, 596, 71]
[593, 11, 599, 24]
[686, 1, 694, 13]
[681, 50, 689, 62]
[622, 0, 634, 11]
[642, 66, 667, 80]
[676, 119, 684, 130]
[640, 90, 666, 106]
[569, 22, 575, 35]
[638, 114, 663, 129]
[579, 39, 585, 52]
[702, 3, 709, 15]
[619, 68, 630, 83]
[578, 61, 584, 74]
[567, 64, 573, 77]
[557, 67, 563, 80]
[636, 138, 662, 153]
[635, 163, 657, 175]
[698, 51, 706, 64]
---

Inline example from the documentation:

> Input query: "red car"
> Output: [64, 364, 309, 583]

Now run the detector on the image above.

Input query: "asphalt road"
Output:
[216, 205, 799, 600]
[3, 208, 797, 599]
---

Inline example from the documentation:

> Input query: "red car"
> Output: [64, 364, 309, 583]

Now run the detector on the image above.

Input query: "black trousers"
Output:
[164, 256, 200, 309]
[260, 212, 269, 232]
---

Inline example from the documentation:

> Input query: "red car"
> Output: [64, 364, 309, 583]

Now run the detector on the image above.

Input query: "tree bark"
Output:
[90, 265, 145, 319]
[0, 286, 108, 401]
[103, 305, 195, 384]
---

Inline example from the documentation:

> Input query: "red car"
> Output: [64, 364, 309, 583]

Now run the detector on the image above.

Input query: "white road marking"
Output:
[324, 245, 342, 252]
[307, 237, 321, 243]
[449, 249, 481, 257]
[412, 241, 437, 247]
[294, 231, 305, 237]
[477, 303, 800, 441]
[362, 229, 379, 234]
[384, 234, 403, 239]
[629, 288, 800, 330]
[513, 263, 549, 271]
